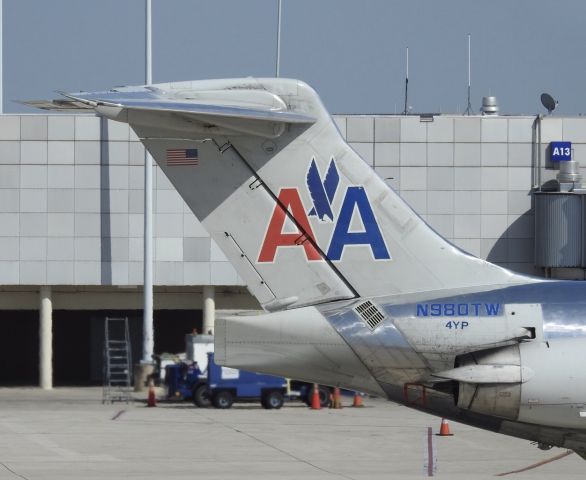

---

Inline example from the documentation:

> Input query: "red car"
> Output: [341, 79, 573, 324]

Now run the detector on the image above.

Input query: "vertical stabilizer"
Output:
[33, 78, 536, 309]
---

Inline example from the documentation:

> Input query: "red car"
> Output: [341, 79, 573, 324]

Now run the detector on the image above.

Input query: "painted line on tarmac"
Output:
[0, 420, 116, 462]
[426, 427, 434, 476]
[196, 411, 357, 480]
[233, 426, 357, 480]
[111, 409, 126, 421]
[0, 421, 81, 460]
[495, 449, 573, 476]
[0, 461, 30, 480]
[423, 426, 437, 477]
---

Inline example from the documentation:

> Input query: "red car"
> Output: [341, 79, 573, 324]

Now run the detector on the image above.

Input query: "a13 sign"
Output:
[550, 141, 572, 162]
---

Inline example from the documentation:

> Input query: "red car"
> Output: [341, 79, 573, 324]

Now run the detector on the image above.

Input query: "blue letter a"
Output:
[327, 187, 390, 261]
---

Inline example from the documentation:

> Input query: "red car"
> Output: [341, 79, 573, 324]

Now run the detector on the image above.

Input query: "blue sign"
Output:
[550, 141, 572, 162]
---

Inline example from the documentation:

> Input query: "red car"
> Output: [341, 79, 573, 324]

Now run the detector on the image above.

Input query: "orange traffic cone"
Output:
[147, 379, 157, 407]
[310, 383, 321, 410]
[333, 387, 343, 409]
[352, 392, 364, 407]
[437, 418, 453, 436]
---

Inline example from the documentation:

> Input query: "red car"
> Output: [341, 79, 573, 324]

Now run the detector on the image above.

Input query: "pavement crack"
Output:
[0, 461, 30, 480]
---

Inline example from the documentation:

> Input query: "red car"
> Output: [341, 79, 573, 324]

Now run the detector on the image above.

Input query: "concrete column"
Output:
[203, 286, 215, 335]
[39, 286, 53, 390]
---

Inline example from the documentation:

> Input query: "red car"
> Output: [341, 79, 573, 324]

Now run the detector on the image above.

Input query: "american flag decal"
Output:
[166, 148, 199, 166]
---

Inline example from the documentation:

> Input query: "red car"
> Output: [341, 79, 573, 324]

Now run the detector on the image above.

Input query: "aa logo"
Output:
[258, 158, 390, 263]
[307, 158, 339, 222]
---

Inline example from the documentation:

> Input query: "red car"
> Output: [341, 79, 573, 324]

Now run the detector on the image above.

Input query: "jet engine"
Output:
[438, 337, 586, 428]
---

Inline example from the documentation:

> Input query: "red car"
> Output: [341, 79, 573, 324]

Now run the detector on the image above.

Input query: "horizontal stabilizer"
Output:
[20, 98, 95, 111]
[94, 98, 316, 124]
[21, 87, 316, 138]
[432, 364, 534, 384]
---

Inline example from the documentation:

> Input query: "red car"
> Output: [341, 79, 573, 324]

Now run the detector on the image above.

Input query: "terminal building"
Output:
[1, 101, 585, 386]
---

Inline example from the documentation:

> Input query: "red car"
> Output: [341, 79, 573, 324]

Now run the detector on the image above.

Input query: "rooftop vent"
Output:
[481, 96, 499, 115]
[557, 161, 583, 188]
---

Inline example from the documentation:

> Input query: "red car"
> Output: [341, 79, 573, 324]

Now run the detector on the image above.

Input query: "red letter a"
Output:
[258, 188, 321, 262]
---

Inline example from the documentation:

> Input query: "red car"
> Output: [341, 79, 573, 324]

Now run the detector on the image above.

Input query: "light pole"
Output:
[141, 0, 154, 379]
[0, 0, 3, 114]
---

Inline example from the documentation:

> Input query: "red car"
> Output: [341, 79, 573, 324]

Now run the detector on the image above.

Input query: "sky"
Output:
[5, 0, 586, 115]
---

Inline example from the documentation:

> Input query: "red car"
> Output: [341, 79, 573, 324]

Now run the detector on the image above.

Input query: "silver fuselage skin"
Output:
[217, 280, 586, 452]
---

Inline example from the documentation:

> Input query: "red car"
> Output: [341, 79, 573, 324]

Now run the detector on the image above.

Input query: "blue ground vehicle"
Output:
[164, 333, 214, 407]
[165, 362, 207, 404]
[207, 352, 287, 409]
[165, 352, 288, 409]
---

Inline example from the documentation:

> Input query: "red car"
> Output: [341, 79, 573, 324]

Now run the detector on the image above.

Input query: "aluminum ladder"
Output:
[102, 317, 133, 404]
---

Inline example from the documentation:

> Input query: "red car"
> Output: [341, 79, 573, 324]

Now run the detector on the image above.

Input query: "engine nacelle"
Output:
[455, 337, 586, 428]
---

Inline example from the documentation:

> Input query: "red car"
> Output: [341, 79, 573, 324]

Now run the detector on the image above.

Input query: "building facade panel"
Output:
[21, 140, 47, 163]
[346, 116, 374, 142]
[427, 143, 454, 166]
[480, 118, 508, 143]
[0, 141, 20, 164]
[0, 112, 583, 288]
[507, 118, 534, 143]
[454, 117, 481, 142]
[454, 143, 481, 166]
[480, 143, 508, 166]
[426, 117, 453, 143]
[74, 116, 101, 141]
[373, 117, 400, 142]
[400, 116, 427, 142]
[400, 142, 426, 166]
[540, 118, 563, 143]
[0, 116, 21, 140]
[47, 116, 74, 141]
[348, 142, 373, 165]
[374, 142, 399, 166]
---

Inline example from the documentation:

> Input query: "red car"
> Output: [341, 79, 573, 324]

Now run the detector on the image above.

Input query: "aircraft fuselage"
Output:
[218, 280, 586, 452]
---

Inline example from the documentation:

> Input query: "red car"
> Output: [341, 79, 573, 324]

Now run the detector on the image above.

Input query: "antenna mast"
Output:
[465, 34, 472, 115]
[403, 47, 409, 115]
[276, 0, 282, 77]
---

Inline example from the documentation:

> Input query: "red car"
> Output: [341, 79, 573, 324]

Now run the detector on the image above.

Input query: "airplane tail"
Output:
[28, 78, 535, 310]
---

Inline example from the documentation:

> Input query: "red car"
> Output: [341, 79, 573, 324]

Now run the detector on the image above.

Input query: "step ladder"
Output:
[102, 317, 133, 404]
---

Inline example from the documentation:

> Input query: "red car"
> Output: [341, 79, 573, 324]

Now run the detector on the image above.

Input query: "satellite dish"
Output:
[540, 93, 558, 114]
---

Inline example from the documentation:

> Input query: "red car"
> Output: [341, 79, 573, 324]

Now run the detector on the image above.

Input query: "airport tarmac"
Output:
[0, 388, 583, 479]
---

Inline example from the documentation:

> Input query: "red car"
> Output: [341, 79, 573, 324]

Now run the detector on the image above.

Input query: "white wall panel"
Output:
[0, 114, 558, 286]
[0, 116, 21, 140]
